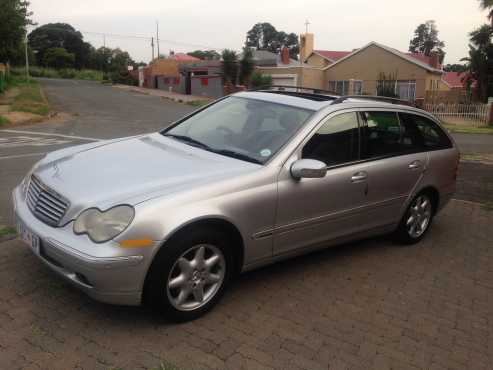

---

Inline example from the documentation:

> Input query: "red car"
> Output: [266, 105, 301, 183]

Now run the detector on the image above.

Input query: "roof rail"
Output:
[250, 85, 340, 101]
[331, 95, 415, 106]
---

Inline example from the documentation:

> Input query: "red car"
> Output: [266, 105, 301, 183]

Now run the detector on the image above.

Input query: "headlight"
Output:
[73, 205, 135, 243]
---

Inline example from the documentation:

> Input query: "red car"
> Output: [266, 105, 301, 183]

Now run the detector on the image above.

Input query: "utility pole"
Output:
[24, 32, 29, 82]
[151, 37, 155, 61]
[156, 21, 160, 58]
[103, 33, 106, 49]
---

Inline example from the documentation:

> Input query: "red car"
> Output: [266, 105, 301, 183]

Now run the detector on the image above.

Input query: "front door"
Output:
[274, 111, 369, 255]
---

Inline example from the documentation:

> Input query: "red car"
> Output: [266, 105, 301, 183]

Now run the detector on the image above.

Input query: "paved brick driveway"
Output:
[1, 199, 492, 370]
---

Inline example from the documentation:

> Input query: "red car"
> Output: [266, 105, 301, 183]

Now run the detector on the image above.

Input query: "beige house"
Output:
[259, 33, 445, 101]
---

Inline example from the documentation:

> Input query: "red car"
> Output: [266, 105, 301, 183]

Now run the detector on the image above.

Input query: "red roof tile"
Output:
[442, 71, 476, 88]
[313, 50, 352, 61]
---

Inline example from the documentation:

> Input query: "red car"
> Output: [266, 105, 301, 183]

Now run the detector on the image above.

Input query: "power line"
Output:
[26, 24, 224, 50]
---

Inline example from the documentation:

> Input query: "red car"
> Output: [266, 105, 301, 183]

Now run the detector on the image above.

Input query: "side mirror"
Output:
[290, 159, 327, 179]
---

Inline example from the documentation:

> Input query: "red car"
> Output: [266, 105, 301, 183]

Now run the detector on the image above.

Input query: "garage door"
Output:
[271, 76, 296, 87]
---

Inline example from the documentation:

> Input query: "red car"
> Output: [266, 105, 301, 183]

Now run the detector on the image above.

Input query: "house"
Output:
[254, 47, 325, 88]
[261, 33, 446, 101]
[156, 59, 223, 98]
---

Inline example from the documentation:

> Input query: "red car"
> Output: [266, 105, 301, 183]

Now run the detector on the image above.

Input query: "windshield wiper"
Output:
[162, 134, 211, 150]
[210, 149, 262, 165]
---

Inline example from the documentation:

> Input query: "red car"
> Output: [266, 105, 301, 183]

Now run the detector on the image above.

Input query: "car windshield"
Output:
[161, 96, 314, 164]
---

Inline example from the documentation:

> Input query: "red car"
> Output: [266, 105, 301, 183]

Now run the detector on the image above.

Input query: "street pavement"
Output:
[1, 79, 493, 370]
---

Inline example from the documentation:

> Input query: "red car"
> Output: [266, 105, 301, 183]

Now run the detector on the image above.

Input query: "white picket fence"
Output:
[424, 103, 491, 127]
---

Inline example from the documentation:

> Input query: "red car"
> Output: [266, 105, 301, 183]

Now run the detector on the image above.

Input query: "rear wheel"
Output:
[395, 192, 434, 244]
[145, 227, 233, 322]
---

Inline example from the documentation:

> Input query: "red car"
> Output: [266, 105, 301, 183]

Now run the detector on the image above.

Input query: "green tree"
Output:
[28, 23, 91, 69]
[409, 20, 445, 63]
[221, 49, 238, 84]
[0, 0, 34, 63]
[239, 47, 254, 85]
[42, 47, 75, 69]
[443, 63, 468, 72]
[478, 0, 493, 25]
[245, 22, 299, 60]
[461, 24, 493, 102]
[187, 50, 220, 60]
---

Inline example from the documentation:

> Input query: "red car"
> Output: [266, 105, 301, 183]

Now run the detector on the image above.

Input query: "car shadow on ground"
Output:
[32, 231, 402, 326]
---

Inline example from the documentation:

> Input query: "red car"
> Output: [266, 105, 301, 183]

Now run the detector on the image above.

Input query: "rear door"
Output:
[357, 110, 428, 228]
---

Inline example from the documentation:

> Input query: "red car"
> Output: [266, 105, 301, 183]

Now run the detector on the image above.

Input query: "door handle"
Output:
[351, 171, 367, 183]
[408, 160, 422, 170]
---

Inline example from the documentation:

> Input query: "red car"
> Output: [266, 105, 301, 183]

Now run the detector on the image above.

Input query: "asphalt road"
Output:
[0, 78, 194, 225]
[1, 78, 492, 225]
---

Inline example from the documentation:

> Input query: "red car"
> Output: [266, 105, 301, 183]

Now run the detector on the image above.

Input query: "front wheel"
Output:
[144, 227, 232, 322]
[395, 192, 434, 244]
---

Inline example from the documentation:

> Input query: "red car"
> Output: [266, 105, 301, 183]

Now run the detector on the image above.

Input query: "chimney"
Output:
[299, 33, 314, 63]
[281, 46, 290, 65]
[430, 52, 440, 69]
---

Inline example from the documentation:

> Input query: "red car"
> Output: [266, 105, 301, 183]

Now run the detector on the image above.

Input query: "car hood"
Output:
[34, 133, 259, 220]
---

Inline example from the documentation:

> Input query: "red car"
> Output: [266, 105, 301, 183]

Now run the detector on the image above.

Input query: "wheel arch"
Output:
[151, 216, 245, 276]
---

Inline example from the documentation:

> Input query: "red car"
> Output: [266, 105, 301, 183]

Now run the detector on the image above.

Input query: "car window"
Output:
[302, 112, 359, 166]
[163, 97, 313, 164]
[399, 113, 452, 150]
[360, 111, 401, 159]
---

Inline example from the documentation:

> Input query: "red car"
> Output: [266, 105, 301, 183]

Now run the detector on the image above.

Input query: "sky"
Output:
[28, 0, 488, 64]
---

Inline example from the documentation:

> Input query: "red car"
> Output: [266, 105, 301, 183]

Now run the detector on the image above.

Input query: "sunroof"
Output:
[260, 90, 338, 102]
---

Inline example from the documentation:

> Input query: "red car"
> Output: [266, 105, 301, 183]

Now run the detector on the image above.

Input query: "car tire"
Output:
[144, 226, 233, 322]
[395, 192, 435, 245]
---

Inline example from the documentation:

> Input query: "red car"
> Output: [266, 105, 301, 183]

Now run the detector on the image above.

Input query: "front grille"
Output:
[26, 176, 69, 226]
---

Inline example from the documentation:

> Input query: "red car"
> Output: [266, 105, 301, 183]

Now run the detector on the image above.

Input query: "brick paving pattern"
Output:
[1, 199, 492, 369]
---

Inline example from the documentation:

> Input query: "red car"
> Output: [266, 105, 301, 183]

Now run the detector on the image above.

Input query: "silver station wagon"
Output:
[13, 88, 459, 321]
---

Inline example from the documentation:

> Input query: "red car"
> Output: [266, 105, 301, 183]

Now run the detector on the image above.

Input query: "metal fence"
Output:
[424, 103, 491, 127]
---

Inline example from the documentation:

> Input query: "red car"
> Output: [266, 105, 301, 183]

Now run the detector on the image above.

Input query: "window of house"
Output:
[201, 78, 209, 86]
[399, 113, 452, 150]
[353, 80, 363, 95]
[360, 111, 401, 159]
[376, 80, 416, 101]
[302, 112, 359, 166]
[163, 77, 170, 84]
[328, 80, 363, 95]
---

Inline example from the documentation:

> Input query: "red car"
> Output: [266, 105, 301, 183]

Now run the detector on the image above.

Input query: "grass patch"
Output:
[9, 78, 49, 116]
[186, 100, 209, 107]
[442, 122, 493, 135]
[11, 66, 104, 81]
[0, 115, 10, 125]
[0, 226, 17, 237]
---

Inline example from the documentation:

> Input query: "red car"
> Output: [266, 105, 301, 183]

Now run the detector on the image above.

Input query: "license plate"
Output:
[16, 218, 40, 254]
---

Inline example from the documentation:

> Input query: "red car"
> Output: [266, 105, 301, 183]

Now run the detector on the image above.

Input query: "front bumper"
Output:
[12, 186, 157, 306]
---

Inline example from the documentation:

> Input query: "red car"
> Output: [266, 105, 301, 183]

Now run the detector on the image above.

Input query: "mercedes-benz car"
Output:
[13, 89, 459, 321]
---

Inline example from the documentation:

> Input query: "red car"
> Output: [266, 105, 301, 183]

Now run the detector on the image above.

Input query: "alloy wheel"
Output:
[406, 195, 432, 239]
[166, 244, 226, 311]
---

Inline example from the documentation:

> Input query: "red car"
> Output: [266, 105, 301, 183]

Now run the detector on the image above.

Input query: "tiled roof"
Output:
[313, 50, 352, 61]
[442, 71, 476, 88]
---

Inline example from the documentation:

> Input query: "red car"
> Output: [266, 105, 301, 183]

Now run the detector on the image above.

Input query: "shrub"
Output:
[109, 69, 137, 85]
[250, 72, 272, 89]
